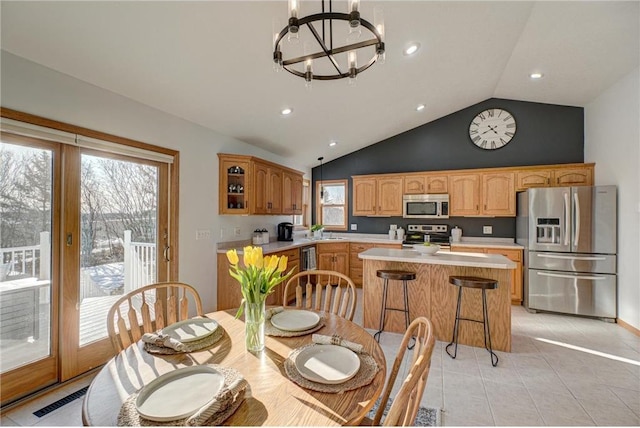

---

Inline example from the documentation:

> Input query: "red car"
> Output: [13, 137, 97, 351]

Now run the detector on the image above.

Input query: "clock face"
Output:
[468, 108, 517, 150]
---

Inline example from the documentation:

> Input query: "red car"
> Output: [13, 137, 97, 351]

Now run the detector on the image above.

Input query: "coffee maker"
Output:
[277, 222, 294, 241]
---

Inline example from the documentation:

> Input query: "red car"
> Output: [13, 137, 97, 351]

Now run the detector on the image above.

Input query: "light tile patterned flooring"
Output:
[2, 291, 639, 426]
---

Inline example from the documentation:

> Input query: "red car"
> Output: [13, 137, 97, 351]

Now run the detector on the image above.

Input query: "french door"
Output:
[59, 146, 170, 380]
[0, 116, 176, 403]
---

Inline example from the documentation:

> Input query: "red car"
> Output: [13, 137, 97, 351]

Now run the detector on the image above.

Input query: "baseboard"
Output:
[617, 318, 640, 337]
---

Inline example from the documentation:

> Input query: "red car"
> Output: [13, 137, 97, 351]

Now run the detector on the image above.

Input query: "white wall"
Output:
[585, 67, 640, 330]
[0, 51, 310, 312]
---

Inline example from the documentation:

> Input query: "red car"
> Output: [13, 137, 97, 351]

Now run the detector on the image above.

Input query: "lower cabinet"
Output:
[216, 248, 300, 310]
[349, 242, 402, 287]
[316, 242, 350, 276]
[451, 245, 523, 305]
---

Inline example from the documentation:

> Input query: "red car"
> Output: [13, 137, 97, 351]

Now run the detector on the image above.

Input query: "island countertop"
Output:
[358, 248, 517, 270]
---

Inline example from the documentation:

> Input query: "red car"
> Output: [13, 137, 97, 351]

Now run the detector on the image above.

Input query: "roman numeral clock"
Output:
[468, 108, 517, 150]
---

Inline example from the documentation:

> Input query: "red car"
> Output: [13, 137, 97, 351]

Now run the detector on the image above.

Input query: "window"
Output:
[293, 179, 310, 228]
[316, 179, 348, 231]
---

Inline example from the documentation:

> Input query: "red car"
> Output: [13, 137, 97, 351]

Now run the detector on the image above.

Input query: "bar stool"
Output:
[373, 270, 416, 347]
[445, 276, 499, 367]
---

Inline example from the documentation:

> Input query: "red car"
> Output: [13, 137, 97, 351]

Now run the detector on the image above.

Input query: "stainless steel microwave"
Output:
[402, 194, 449, 219]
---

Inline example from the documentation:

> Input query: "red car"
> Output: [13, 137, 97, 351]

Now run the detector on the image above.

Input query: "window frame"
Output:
[315, 179, 348, 231]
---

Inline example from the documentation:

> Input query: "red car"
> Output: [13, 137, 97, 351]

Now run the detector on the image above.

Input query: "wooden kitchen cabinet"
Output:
[349, 242, 401, 287]
[282, 170, 304, 215]
[352, 175, 403, 216]
[451, 245, 523, 304]
[253, 161, 283, 214]
[516, 164, 594, 191]
[316, 242, 349, 276]
[449, 173, 481, 216]
[449, 172, 515, 216]
[218, 154, 304, 215]
[482, 172, 515, 216]
[552, 166, 593, 187]
[403, 174, 448, 194]
[218, 154, 251, 215]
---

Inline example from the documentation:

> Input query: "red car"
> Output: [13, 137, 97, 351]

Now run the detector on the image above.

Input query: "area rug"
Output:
[367, 397, 442, 426]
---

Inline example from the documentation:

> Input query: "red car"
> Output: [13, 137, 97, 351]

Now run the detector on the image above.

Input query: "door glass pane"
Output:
[0, 142, 53, 372]
[79, 154, 158, 346]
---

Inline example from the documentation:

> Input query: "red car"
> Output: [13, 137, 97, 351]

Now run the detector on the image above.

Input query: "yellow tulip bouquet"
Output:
[226, 246, 295, 351]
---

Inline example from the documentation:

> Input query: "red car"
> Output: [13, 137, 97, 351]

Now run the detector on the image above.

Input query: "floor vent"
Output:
[33, 386, 89, 418]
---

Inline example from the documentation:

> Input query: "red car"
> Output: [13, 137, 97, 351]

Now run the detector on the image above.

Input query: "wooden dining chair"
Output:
[282, 270, 357, 321]
[106, 282, 203, 353]
[364, 316, 436, 427]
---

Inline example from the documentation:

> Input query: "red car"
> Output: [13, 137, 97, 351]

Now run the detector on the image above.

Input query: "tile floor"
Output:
[2, 294, 639, 426]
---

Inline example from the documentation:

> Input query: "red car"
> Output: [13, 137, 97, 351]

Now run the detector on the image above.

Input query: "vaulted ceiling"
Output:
[1, 1, 638, 168]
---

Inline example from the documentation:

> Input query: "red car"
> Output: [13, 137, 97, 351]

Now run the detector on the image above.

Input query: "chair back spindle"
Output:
[107, 282, 203, 353]
[283, 270, 357, 321]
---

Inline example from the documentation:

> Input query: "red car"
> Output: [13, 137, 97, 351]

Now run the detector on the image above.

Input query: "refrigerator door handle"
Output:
[563, 192, 570, 246]
[536, 271, 606, 281]
[536, 253, 607, 261]
[573, 192, 581, 247]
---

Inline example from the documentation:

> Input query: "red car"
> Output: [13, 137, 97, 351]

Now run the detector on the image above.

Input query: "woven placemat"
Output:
[117, 365, 245, 426]
[284, 344, 380, 393]
[143, 326, 225, 354]
[265, 317, 325, 337]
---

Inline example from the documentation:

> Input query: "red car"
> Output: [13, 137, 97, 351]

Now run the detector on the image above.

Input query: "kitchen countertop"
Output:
[216, 234, 523, 254]
[358, 247, 517, 269]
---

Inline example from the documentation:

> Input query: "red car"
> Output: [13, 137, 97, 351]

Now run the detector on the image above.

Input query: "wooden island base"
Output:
[363, 259, 512, 352]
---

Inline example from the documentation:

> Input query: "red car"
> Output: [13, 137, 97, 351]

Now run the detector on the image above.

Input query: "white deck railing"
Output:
[1, 231, 156, 298]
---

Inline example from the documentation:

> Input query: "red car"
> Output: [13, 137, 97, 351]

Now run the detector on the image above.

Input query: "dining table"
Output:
[81, 308, 387, 426]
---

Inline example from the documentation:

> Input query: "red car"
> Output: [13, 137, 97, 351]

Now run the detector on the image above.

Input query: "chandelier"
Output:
[273, 0, 385, 84]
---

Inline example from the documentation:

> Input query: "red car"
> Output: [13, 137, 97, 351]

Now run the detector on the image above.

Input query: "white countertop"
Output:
[358, 248, 517, 269]
[216, 234, 523, 254]
[216, 234, 403, 254]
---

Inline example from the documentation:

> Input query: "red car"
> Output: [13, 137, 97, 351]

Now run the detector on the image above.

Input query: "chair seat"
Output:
[448, 276, 497, 290]
[376, 270, 416, 281]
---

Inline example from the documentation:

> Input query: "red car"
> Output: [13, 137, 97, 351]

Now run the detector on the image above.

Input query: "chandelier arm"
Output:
[281, 38, 379, 67]
[306, 22, 343, 75]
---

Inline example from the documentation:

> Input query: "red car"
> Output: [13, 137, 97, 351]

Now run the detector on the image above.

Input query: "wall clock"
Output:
[468, 108, 517, 150]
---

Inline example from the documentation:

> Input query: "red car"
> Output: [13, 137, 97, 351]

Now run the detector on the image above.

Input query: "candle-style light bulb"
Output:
[348, 51, 358, 85]
[374, 7, 385, 64]
[288, 0, 299, 43]
[347, 0, 361, 41]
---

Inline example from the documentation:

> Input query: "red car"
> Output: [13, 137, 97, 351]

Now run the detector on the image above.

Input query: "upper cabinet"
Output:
[403, 174, 448, 194]
[516, 164, 593, 191]
[352, 176, 403, 216]
[282, 170, 303, 215]
[218, 154, 303, 215]
[449, 172, 515, 216]
[219, 154, 251, 215]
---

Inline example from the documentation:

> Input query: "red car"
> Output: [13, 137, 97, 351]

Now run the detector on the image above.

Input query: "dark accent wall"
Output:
[313, 98, 584, 238]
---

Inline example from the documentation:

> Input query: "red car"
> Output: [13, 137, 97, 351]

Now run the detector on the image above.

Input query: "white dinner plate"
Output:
[161, 318, 218, 343]
[294, 345, 361, 384]
[270, 310, 320, 332]
[135, 366, 224, 422]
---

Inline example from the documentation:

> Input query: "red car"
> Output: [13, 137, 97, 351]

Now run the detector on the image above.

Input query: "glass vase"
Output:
[244, 300, 266, 353]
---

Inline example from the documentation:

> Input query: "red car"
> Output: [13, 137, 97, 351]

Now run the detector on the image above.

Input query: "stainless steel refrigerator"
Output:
[516, 186, 617, 320]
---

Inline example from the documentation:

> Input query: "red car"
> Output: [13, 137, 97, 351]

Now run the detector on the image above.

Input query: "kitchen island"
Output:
[359, 248, 516, 352]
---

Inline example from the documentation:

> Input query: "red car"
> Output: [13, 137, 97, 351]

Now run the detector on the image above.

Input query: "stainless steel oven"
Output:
[402, 194, 449, 219]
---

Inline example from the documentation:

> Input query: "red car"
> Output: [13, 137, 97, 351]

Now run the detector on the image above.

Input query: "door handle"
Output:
[573, 192, 581, 247]
[163, 245, 171, 262]
[563, 193, 570, 246]
[536, 254, 606, 261]
[537, 271, 605, 281]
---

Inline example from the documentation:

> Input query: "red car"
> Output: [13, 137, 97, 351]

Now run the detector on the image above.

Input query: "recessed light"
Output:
[329, 141, 338, 147]
[416, 104, 426, 112]
[281, 107, 293, 115]
[403, 43, 421, 56]
[530, 72, 544, 79]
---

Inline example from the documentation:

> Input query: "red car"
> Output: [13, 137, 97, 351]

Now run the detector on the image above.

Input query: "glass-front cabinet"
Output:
[219, 155, 250, 215]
